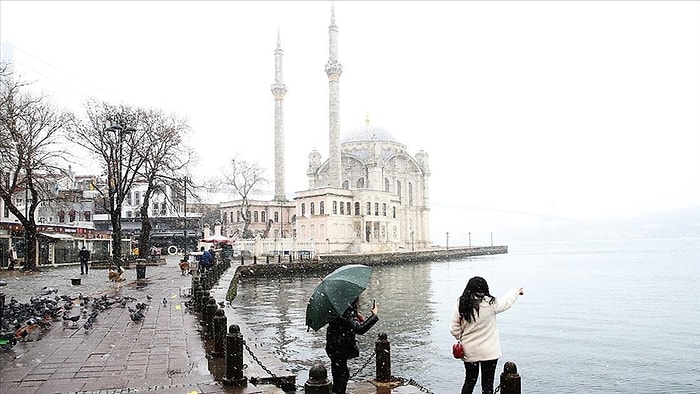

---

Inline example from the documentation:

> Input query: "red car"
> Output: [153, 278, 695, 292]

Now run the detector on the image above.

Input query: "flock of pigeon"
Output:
[0, 285, 162, 349]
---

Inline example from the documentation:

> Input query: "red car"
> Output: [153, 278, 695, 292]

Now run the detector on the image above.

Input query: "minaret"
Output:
[271, 28, 288, 201]
[325, 3, 343, 187]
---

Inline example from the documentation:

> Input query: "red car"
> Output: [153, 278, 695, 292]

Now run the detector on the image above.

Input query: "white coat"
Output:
[449, 288, 520, 362]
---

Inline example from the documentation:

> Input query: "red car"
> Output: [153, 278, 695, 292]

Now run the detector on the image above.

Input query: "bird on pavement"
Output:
[162, 298, 168, 306]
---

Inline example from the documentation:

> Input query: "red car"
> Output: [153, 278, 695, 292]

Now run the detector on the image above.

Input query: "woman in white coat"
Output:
[449, 276, 524, 394]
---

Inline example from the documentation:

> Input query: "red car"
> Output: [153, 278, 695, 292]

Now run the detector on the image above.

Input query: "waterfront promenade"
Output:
[0, 256, 430, 394]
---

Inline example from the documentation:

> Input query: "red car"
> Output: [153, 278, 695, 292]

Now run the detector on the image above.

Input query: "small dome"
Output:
[341, 119, 397, 144]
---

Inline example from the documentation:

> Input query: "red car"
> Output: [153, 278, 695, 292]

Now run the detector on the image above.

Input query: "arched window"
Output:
[397, 181, 402, 202]
[382, 203, 387, 216]
[342, 180, 349, 189]
[374, 203, 379, 216]
[261, 211, 266, 223]
[237, 211, 241, 222]
[254, 211, 259, 222]
[385, 178, 390, 192]
[409, 182, 414, 206]
[366, 202, 371, 216]
[346, 202, 351, 215]
[333, 201, 338, 214]
[310, 202, 315, 215]
[301, 203, 306, 217]
[340, 202, 345, 215]
[274, 211, 279, 222]
[392, 206, 396, 218]
[354, 202, 360, 215]
[320, 201, 325, 215]
[357, 178, 365, 188]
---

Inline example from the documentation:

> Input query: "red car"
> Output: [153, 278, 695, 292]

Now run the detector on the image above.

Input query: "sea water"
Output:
[233, 237, 700, 393]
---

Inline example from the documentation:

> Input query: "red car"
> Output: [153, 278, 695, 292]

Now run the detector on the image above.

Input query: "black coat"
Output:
[326, 308, 378, 359]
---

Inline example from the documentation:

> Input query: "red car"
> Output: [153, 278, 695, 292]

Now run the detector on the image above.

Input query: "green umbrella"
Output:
[306, 264, 372, 331]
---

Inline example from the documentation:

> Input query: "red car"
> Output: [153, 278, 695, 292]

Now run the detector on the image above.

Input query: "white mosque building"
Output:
[221, 5, 430, 254]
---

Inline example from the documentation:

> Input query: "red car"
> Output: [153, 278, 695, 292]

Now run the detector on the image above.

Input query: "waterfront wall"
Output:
[227, 245, 507, 300]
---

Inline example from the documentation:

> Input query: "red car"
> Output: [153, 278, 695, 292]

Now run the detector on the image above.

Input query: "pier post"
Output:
[241, 255, 245, 265]
[375, 332, 391, 382]
[222, 324, 248, 387]
[253, 255, 257, 264]
[499, 361, 521, 394]
[193, 284, 203, 313]
[204, 297, 217, 338]
[304, 364, 332, 394]
[212, 308, 227, 357]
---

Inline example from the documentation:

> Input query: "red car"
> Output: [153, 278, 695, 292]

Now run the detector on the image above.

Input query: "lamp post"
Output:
[106, 121, 135, 268]
[183, 176, 188, 254]
[446, 232, 449, 250]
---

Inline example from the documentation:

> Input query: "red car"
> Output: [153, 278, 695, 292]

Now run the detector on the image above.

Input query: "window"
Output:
[333, 201, 338, 214]
[126, 210, 133, 218]
[357, 178, 365, 188]
[134, 191, 141, 206]
[261, 211, 266, 222]
[301, 203, 306, 217]
[354, 202, 360, 215]
[254, 211, 259, 222]
[366, 202, 371, 216]
[126, 192, 132, 205]
[382, 203, 387, 216]
[346, 202, 351, 215]
[310, 202, 315, 215]
[392, 206, 396, 218]
[409, 182, 414, 206]
[385, 178, 390, 192]
[340, 202, 345, 215]
[397, 181, 402, 202]
[375, 203, 379, 216]
[274, 211, 279, 222]
[320, 201, 325, 215]
[342, 180, 349, 189]
[237, 211, 241, 222]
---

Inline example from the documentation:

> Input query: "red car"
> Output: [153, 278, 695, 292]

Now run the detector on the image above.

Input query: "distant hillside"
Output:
[503, 206, 700, 242]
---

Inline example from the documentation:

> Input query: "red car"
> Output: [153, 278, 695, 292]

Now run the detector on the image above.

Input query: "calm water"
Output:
[232, 238, 700, 393]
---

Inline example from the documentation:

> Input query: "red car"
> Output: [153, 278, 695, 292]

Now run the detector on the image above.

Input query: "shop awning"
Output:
[39, 232, 74, 240]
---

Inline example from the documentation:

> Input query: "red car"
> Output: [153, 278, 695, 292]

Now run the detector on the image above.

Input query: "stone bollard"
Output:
[212, 308, 227, 357]
[278, 254, 281, 264]
[375, 332, 391, 382]
[204, 297, 218, 338]
[304, 364, 332, 394]
[222, 324, 248, 386]
[499, 361, 521, 394]
[241, 255, 244, 265]
[253, 255, 257, 264]
[289, 254, 292, 263]
[266, 255, 270, 264]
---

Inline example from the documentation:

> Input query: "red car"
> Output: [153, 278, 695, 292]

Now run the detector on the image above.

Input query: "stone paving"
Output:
[0, 258, 230, 394]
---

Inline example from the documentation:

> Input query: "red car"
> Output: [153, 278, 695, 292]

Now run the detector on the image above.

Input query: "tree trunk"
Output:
[24, 223, 38, 271]
[138, 203, 151, 258]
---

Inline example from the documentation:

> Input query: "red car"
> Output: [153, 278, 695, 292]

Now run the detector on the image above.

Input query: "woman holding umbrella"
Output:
[326, 297, 379, 394]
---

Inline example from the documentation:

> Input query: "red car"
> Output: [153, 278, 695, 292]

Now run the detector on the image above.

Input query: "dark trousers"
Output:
[462, 359, 498, 394]
[80, 260, 89, 274]
[329, 356, 350, 394]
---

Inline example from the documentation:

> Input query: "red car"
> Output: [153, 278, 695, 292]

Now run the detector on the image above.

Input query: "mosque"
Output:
[220, 5, 431, 254]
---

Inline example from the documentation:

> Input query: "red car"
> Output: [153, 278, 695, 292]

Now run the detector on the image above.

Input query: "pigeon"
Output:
[162, 298, 167, 306]
[130, 310, 145, 323]
[146, 295, 153, 302]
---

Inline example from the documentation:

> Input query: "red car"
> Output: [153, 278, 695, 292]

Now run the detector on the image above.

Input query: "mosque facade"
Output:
[220, 5, 430, 253]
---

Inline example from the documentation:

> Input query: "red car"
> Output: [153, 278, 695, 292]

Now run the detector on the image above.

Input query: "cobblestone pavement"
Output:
[0, 257, 229, 394]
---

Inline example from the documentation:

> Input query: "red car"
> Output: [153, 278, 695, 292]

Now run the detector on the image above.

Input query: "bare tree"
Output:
[0, 64, 73, 270]
[133, 108, 191, 258]
[68, 99, 146, 268]
[222, 157, 269, 238]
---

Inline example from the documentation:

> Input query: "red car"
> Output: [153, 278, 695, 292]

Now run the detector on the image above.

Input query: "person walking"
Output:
[326, 298, 379, 394]
[79, 246, 90, 275]
[7, 246, 17, 270]
[449, 276, 524, 394]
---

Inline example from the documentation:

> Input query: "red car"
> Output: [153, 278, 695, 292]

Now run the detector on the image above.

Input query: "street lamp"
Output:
[106, 121, 135, 267]
[446, 231, 449, 250]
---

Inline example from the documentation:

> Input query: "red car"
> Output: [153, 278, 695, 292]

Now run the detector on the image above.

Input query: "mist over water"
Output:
[233, 238, 699, 393]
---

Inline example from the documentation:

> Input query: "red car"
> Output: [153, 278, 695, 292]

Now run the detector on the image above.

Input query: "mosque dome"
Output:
[341, 118, 397, 144]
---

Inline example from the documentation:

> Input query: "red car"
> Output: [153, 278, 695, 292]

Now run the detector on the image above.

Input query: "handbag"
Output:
[452, 341, 465, 358]
[452, 317, 465, 359]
